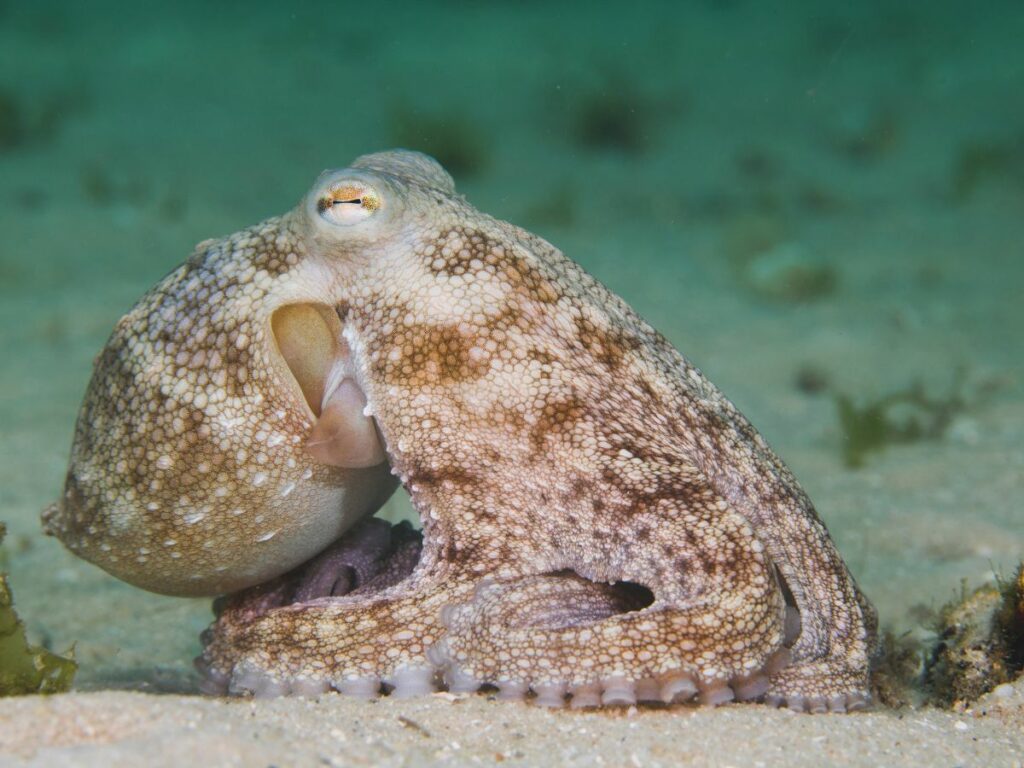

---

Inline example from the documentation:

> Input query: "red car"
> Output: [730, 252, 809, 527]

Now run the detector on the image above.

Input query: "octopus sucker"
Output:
[47, 149, 877, 712]
[385, 666, 439, 698]
[532, 682, 569, 708]
[659, 673, 698, 704]
[731, 670, 771, 702]
[333, 675, 382, 699]
[442, 664, 483, 694]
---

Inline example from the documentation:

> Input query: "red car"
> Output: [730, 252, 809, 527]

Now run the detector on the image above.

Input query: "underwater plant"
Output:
[549, 67, 685, 156]
[0, 87, 27, 149]
[0, 523, 77, 695]
[0, 82, 88, 153]
[835, 372, 970, 468]
[573, 85, 652, 154]
[829, 106, 901, 165]
[950, 136, 1024, 202]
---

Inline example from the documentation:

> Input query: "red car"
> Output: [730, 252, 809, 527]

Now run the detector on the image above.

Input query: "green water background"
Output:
[0, 0, 1021, 690]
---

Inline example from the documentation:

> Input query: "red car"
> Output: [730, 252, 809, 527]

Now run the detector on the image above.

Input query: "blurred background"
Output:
[1, 0, 1021, 691]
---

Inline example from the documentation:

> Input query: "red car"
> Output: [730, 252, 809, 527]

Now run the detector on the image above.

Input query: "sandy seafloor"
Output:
[1, 1, 1023, 765]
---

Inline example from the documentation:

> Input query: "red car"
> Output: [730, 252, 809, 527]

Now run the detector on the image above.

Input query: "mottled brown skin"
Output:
[45, 150, 876, 710]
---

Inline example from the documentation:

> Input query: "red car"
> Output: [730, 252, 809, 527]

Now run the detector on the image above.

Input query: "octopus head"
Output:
[41, 151, 455, 596]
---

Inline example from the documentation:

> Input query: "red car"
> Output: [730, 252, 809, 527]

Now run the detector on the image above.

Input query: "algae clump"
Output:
[926, 565, 1024, 708]
[871, 564, 1024, 710]
[0, 523, 77, 695]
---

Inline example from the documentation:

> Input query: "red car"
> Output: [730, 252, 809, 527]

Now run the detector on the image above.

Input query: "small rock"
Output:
[948, 416, 981, 446]
[992, 683, 1015, 700]
[743, 242, 837, 302]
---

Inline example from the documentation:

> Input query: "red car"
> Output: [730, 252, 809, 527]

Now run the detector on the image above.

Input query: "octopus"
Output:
[43, 150, 877, 711]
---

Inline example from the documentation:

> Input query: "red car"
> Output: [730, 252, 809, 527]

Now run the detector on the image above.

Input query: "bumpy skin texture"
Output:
[46, 150, 876, 711]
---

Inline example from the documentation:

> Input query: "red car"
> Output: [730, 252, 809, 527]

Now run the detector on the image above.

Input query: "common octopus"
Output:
[44, 150, 877, 711]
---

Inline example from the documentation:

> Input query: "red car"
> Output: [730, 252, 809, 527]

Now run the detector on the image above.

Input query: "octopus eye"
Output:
[317, 183, 381, 226]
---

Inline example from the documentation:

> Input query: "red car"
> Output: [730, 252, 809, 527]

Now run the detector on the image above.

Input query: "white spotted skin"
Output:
[45, 150, 877, 707]
[42, 184, 402, 595]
